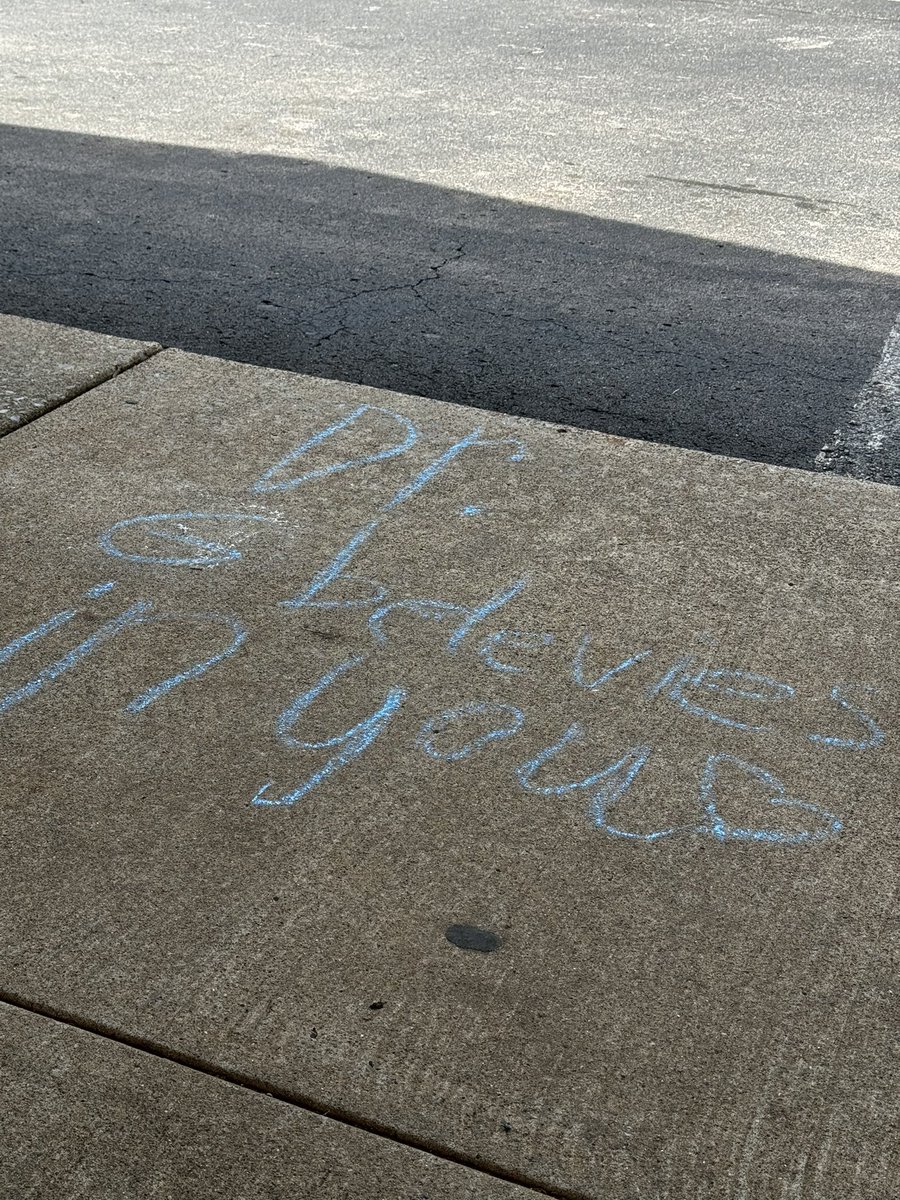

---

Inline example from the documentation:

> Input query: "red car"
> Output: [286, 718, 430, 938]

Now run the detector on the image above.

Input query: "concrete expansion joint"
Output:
[0, 989, 585, 1200]
[58, 340, 164, 405]
[0, 333, 164, 436]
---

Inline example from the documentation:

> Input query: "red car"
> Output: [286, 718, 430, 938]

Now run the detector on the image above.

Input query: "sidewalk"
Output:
[1, 316, 898, 1199]
[0, 313, 159, 436]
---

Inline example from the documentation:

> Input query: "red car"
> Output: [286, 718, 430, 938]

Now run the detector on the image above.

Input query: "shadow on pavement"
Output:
[1, 122, 897, 470]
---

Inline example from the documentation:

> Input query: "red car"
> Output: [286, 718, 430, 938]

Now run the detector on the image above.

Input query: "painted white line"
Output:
[816, 315, 900, 483]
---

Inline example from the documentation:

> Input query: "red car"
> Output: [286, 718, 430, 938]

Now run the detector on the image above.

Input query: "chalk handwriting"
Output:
[807, 685, 885, 751]
[572, 635, 651, 691]
[480, 630, 555, 675]
[417, 701, 526, 762]
[3, 399, 888, 850]
[697, 754, 843, 845]
[0, 600, 153, 717]
[251, 404, 418, 494]
[279, 427, 526, 608]
[253, 654, 405, 806]
[662, 667, 796, 734]
[99, 512, 279, 567]
[0, 598, 248, 717]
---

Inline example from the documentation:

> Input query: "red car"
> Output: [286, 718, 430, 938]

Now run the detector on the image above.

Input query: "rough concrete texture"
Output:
[1, 348, 899, 1198]
[0, 314, 158, 436]
[2, 1, 898, 479]
[0, 1003, 535, 1199]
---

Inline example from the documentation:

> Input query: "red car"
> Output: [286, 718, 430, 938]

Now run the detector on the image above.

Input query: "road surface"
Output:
[1, 0, 898, 476]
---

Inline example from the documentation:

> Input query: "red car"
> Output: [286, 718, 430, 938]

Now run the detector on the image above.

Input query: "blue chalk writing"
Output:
[666, 668, 795, 734]
[586, 748, 675, 841]
[479, 630, 554, 675]
[698, 753, 843, 844]
[278, 424, 529, 613]
[646, 655, 695, 698]
[572, 635, 651, 691]
[280, 519, 382, 609]
[383, 430, 527, 511]
[807, 685, 885, 751]
[699, 669, 794, 702]
[0, 607, 78, 667]
[671, 698, 768, 733]
[517, 725, 667, 838]
[301, 576, 389, 610]
[85, 582, 116, 598]
[369, 599, 469, 646]
[0, 601, 153, 718]
[74, 393, 866, 856]
[254, 654, 406, 806]
[250, 405, 418, 495]
[99, 512, 278, 567]
[0, 601, 245, 718]
[363, 579, 529, 653]
[446, 577, 529, 654]
[517, 723, 616, 796]
[123, 612, 249, 714]
[416, 701, 525, 761]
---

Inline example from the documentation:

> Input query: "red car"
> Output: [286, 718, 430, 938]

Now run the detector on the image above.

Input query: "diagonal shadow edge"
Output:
[1, 121, 898, 473]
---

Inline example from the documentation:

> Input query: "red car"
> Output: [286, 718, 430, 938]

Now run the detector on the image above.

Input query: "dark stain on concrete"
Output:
[445, 924, 502, 953]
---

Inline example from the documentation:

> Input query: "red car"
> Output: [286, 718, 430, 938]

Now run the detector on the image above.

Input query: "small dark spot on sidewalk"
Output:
[369, 1001, 385, 1010]
[445, 923, 502, 953]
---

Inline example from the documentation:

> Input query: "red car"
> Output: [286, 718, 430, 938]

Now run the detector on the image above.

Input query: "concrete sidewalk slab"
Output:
[0, 1003, 534, 1199]
[0, 314, 158, 436]
[1, 343, 899, 1197]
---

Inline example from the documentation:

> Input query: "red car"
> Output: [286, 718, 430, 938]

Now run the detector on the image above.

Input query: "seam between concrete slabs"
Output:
[0, 340, 163, 439]
[0, 992, 586, 1200]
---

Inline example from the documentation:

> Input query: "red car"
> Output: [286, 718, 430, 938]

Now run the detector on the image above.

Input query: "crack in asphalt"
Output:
[304, 246, 466, 350]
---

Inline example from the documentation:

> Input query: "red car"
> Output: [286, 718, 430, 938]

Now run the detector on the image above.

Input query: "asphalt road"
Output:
[1, 0, 898, 477]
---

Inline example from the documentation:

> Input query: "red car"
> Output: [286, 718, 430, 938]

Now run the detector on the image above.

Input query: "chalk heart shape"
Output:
[698, 753, 843, 846]
[98, 511, 280, 568]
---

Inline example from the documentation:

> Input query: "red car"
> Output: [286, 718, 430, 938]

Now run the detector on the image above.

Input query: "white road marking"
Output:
[816, 315, 900, 483]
